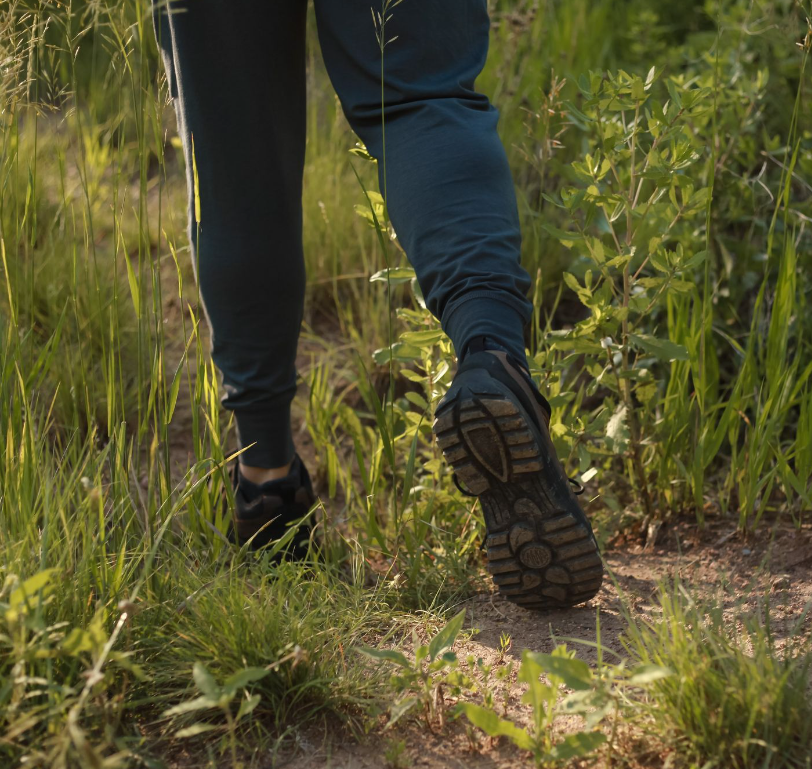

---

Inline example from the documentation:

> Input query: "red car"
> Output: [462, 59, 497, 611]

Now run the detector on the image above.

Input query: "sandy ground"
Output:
[269, 518, 812, 769]
[155, 262, 812, 769]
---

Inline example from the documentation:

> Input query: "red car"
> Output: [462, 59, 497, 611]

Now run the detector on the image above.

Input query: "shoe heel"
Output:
[433, 388, 542, 494]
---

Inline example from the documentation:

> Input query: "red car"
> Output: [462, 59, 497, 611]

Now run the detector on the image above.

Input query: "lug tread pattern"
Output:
[434, 388, 603, 610]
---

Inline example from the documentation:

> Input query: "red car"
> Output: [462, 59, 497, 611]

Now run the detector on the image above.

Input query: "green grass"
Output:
[622, 580, 812, 768]
[0, 0, 811, 766]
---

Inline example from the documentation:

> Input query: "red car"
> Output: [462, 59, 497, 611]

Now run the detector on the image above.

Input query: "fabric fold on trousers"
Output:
[153, 0, 533, 467]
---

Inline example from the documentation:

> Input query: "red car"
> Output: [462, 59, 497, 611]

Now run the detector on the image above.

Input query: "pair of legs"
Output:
[153, 0, 533, 478]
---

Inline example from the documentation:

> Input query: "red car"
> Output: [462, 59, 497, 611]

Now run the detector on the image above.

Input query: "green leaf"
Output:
[428, 609, 466, 662]
[410, 277, 427, 309]
[605, 404, 630, 455]
[667, 279, 695, 294]
[546, 336, 604, 355]
[679, 249, 708, 271]
[400, 369, 426, 384]
[164, 695, 218, 717]
[387, 696, 420, 729]
[166, 361, 184, 425]
[123, 252, 141, 317]
[193, 663, 220, 698]
[356, 647, 411, 669]
[628, 664, 672, 685]
[628, 333, 689, 362]
[372, 342, 421, 365]
[458, 703, 534, 751]
[369, 267, 415, 285]
[665, 79, 683, 110]
[542, 223, 584, 247]
[62, 612, 108, 656]
[236, 694, 262, 721]
[518, 651, 554, 731]
[9, 568, 58, 612]
[399, 329, 445, 347]
[548, 731, 607, 761]
[404, 392, 429, 411]
[530, 652, 593, 690]
[175, 723, 219, 739]
[222, 667, 268, 695]
[563, 272, 588, 297]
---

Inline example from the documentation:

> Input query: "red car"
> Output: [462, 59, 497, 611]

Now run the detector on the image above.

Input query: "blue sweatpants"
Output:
[153, 0, 533, 468]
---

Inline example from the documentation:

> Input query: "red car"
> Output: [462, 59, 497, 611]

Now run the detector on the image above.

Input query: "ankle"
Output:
[239, 460, 293, 485]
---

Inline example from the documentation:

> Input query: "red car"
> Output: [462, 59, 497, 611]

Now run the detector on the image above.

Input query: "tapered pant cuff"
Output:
[233, 407, 295, 469]
[442, 291, 529, 367]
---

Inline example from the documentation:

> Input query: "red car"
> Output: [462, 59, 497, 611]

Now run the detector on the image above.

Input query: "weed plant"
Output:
[0, 0, 810, 766]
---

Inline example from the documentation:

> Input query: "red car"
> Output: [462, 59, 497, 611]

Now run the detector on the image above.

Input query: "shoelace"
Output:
[452, 472, 584, 498]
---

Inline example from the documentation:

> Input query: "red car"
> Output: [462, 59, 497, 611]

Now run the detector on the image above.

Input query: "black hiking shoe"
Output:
[433, 337, 603, 610]
[229, 454, 317, 557]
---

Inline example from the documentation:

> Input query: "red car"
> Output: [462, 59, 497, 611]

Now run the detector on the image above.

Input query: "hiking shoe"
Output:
[230, 454, 317, 557]
[433, 337, 603, 610]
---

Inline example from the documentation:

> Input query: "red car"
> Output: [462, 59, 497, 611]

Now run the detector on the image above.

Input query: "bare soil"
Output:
[269, 518, 812, 769]
[155, 264, 812, 768]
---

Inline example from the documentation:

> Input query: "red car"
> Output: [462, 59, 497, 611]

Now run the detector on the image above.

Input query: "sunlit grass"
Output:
[0, 0, 810, 766]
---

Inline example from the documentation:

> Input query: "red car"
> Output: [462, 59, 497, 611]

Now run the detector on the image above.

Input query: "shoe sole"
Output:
[433, 381, 603, 610]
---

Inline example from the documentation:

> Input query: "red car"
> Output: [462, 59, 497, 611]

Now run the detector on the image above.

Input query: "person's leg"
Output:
[153, 0, 308, 477]
[313, 0, 532, 366]
[313, 2, 602, 607]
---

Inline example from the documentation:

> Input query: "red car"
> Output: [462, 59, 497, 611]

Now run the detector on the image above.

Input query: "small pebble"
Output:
[742, 548, 752, 555]
[771, 575, 791, 591]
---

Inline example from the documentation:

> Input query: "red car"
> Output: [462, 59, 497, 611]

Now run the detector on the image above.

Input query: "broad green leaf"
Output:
[8, 569, 58, 613]
[563, 272, 588, 297]
[667, 279, 695, 293]
[373, 342, 421, 364]
[164, 695, 218, 717]
[236, 694, 262, 721]
[605, 404, 630, 454]
[400, 329, 445, 347]
[546, 335, 604, 354]
[680, 249, 708, 271]
[665, 79, 683, 109]
[410, 276, 427, 309]
[387, 696, 420, 729]
[530, 652, 593, 690]
[356, 647, 411, 669]
[355, 191, 387, 227]
[175, 723, 219, 739]
[519, 651, 554, 731]
[62, 611, 108, 656]
[628, 664, 672, 685]
[428, 609, 466, 662]
[548, 731, 607, 761]
[404, 391, 429, 411]
[223, 667, 268, 695]
[542, 223, 584, 247]
[458, 703, 534, 751]
[400, 369, 426, 384]
[629, 333, 689, 362]
[369, 267, 415, 284]
[193, 663, 220, 698]
[638, 277, 666, 290]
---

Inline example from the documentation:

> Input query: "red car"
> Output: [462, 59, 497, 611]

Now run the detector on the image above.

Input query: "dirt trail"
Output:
[157, 265, 812, 768]
[274, 520, 812, 769]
